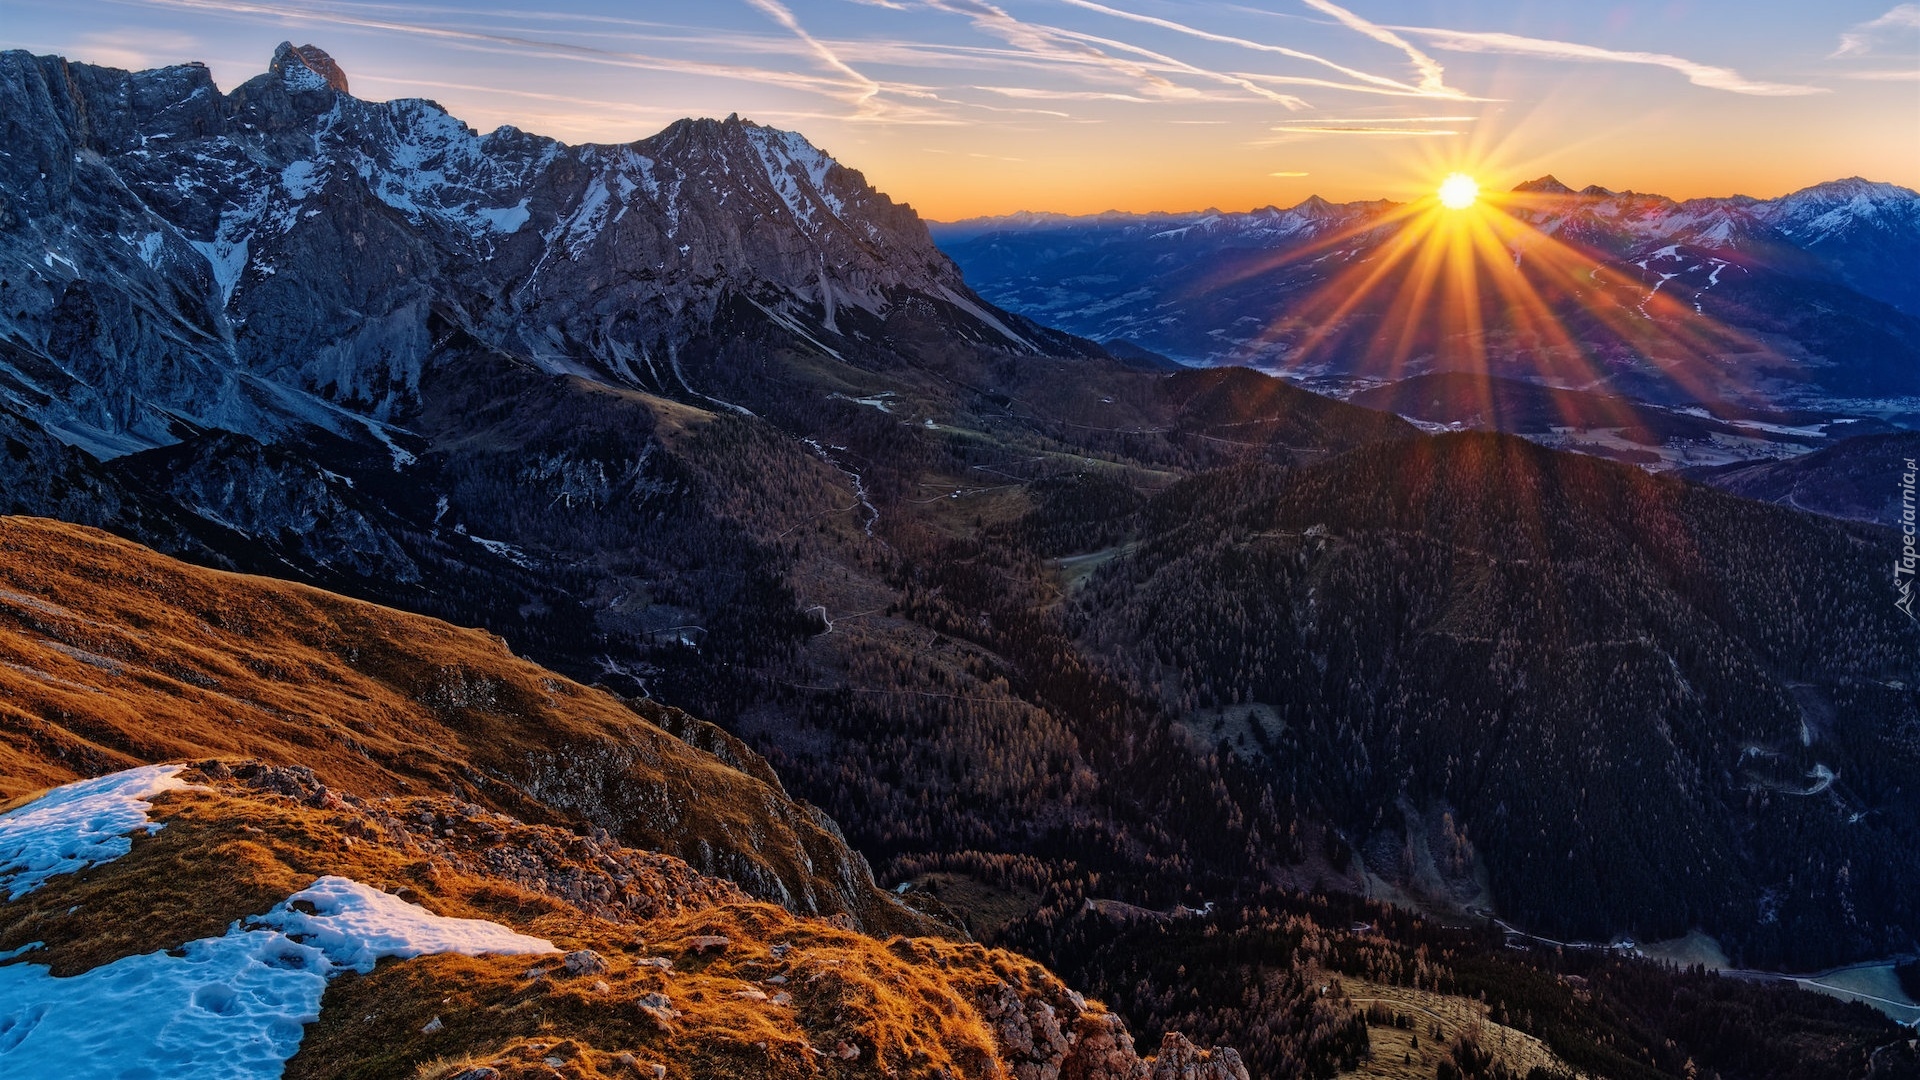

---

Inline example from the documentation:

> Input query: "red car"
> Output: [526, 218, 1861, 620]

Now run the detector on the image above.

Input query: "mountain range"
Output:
[3, 41, 1919, 1079]
[933, 174, 1920, 469]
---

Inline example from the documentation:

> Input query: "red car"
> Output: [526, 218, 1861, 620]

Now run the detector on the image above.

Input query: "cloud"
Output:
[1833, 4, 1920, 57]
[1396, 25, 1826, 96]
[920, 0, 1309, 108]
[976, 86, 1157, 103]
[743, 0, 872, 89]
[1055, 0, 1460, 99]
[1298, 0, 1454, 96]
[69, 28, 201, 71]
[1265, 125, 1457, 135]
[740, 0, 882, 113]
[1270, 170, 1310, 176]
[105, 0, 979, 124]
[1229, 70, 1495, 100]
[1281, 115, 1474, 123]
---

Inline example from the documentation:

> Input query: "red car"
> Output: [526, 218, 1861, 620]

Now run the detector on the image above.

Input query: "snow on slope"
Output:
[0, 875, 554, 1076]
[0, 771, 557, 1076]
[256, 875, 558, 974]
[746, 126, 844, 230]
[0, 765, 198, 900]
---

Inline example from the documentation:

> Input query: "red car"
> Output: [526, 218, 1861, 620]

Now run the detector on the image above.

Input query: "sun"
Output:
[1437, 172, 1480, 210]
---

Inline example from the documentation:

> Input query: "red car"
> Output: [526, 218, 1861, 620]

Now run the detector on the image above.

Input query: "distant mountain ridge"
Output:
[933, 174, 1920, 411]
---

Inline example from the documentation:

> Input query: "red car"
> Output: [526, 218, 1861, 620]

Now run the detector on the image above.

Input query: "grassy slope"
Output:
[0, 515, 921, 935]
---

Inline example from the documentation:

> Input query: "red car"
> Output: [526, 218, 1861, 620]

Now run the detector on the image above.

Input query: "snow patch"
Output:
[135, 232, 167, 268]
[467, 534, 534, 567]
[280, 160, 320, 200]
[936, 284, 1035, 351]
[189, 237, 249, 308]
[0, 765, 198, 901]
[261, 876, 558, 973]
[745, 127, 843, 230]
[474, 197, 530, 234]
[280, 61, 330, 94]
[0, 877, 555, 1077]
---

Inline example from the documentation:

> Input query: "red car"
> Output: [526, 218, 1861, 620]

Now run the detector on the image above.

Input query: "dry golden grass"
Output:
[0, 777, 1113, 1080]
[0, 516, 924, 935]
[0, 769, 743, 976]
[1337, 975, 1585, 1080]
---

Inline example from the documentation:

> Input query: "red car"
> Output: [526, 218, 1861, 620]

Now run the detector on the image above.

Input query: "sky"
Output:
[6, 0, 1918, 218]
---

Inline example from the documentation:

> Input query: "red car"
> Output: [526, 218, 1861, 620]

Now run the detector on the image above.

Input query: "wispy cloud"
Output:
[70, 28, 201, 70]
[976, 86, 1156, 103]
[920, 0, 1308, 108]
[1266, 125, 1458, 136]
[1298, 0, 1454, 96]
[1229, 70, 1495, 100]
[1055, 0, 1457, 99]
[741, 0, 878, 107]
[1833, 4, 1920, 57]
[112, 0, 852, 93]
[1395, 25, 1826, 96]
[103, 0, 995, 124]
[1270, 170, 1309, 176]
[1282, 115, 1473, 124]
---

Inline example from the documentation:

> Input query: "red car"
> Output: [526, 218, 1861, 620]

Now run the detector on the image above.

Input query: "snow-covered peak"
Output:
[1660, 201, 1774, 250]
[1756, 177, 1920, 246]
[337, 96, 548, 241]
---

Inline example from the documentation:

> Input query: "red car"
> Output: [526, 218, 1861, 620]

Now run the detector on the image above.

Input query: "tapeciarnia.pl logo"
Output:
[1899, 457, 1918, 621]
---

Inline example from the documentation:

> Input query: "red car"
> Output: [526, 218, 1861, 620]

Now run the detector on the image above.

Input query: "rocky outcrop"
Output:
[270, 42, 349, 94]
[970, 971, 1249, 1080]
[1146, 1033, 1250, 1080]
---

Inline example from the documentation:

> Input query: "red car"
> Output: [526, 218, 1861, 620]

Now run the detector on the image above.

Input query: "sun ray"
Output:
[1231, 158, 1787, 433]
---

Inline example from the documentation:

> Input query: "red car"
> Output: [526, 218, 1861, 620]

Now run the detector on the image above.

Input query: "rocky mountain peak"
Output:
[269, 41, 349, 94]
[0, 45, 1057, 463]
[1512, 174, 1574, 195]
[1290, 194, 1337, 216]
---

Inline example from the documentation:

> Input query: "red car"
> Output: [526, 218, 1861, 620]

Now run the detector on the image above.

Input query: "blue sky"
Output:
[7, 1, 1917, 216]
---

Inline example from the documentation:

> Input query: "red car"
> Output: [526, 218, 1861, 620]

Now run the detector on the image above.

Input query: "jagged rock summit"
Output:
[0, 43, 1064, 463]
[269, 41, 350, 93]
